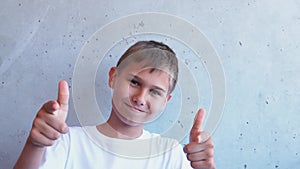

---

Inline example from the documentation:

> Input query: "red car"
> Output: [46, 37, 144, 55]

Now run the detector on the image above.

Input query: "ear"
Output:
[108, 67, 117, 88]
[166, 94, 172, 103]
[160, 94, 172, 111]
[163, 94, 172, 106]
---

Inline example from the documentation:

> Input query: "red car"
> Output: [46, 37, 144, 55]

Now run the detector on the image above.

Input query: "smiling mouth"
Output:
[125, 103, 146, 113]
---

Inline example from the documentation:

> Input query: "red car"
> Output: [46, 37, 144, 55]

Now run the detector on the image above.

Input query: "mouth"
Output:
[125, 103, 146, 113]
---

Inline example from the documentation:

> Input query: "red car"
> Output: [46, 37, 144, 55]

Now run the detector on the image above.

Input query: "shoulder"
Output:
[141, 131, 191, 168]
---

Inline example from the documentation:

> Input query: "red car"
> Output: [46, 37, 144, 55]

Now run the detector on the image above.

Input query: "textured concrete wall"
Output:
[1, 0, 300, 168]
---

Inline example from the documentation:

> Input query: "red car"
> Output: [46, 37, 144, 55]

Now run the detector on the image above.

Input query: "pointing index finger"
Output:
[192, 109, 205, 132]
[190, 109, 206, 142]
[57, 80, 69, 110]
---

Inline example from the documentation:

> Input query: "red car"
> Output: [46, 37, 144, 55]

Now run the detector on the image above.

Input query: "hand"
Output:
[29, 80, 69, 147]
[184, 109, 216, 169]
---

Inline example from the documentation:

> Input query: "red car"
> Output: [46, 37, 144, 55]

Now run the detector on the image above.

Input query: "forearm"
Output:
[14, 138, 45, 169]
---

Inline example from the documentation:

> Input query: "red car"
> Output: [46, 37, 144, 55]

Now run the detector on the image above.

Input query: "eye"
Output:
[130, 79, 139, 87]
[150, 89, 161, 96]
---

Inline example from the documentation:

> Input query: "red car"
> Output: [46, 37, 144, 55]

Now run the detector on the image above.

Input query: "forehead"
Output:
[119, 61, 172, 78]
[118, 61, 172, 88]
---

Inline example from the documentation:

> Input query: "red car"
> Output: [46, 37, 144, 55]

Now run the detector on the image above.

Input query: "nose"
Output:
[132, 89, 147, 107]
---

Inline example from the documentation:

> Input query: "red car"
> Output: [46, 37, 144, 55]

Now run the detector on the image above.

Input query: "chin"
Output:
[116, 109, 145, 127]
[124, 120, 144, 127]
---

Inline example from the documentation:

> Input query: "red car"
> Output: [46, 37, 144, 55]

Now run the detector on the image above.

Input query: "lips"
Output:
[124, 103, 146, 113]
[132, 106, 144, 113]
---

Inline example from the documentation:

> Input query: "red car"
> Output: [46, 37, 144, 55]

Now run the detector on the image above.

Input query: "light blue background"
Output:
[1, 0, 299, 168]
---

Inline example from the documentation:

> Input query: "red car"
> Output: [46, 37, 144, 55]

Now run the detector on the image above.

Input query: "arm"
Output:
[184, 109, 216, 169]
[14, 80, 69, 169]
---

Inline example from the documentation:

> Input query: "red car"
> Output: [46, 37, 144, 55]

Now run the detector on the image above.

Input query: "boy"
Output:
[14, 41, 215, 169]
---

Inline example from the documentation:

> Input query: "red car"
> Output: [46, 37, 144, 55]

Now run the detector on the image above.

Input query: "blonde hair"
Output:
[116, 41, 178, 93]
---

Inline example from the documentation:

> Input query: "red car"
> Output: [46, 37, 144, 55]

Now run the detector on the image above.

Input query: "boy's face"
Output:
[109, 61, 172, 127]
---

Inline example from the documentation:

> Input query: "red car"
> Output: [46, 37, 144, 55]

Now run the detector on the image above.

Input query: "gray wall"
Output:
[1, 0, 300, 168]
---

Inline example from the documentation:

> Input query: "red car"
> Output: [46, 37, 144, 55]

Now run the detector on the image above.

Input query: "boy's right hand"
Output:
[29, 80, 69, 147]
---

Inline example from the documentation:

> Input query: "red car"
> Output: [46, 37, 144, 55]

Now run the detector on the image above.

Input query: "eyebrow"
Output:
[128, 74, 168, 93]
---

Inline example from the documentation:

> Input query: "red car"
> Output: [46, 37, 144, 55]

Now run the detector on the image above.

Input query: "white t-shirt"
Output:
[39, 126, 192, 169]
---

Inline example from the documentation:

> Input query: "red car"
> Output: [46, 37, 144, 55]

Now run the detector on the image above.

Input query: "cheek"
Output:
[151, 97, 167, 112]
[114, 81, 130, 97]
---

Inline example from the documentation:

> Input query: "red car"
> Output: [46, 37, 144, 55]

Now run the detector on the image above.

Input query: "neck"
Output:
[97, 110, 144, 139]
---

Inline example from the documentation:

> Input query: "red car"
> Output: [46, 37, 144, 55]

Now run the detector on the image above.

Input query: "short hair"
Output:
[116, 40, 178, 93]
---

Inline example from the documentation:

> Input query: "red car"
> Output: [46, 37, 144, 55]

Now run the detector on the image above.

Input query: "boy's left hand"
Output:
[184, 109, 216, 169]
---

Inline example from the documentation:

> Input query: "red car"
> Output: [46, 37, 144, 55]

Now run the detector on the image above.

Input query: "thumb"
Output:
[190, 109, 205, 143]
[57, 80, 69, 120]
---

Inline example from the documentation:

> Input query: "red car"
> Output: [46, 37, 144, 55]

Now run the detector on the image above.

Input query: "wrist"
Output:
[27, 137, 46, 149]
